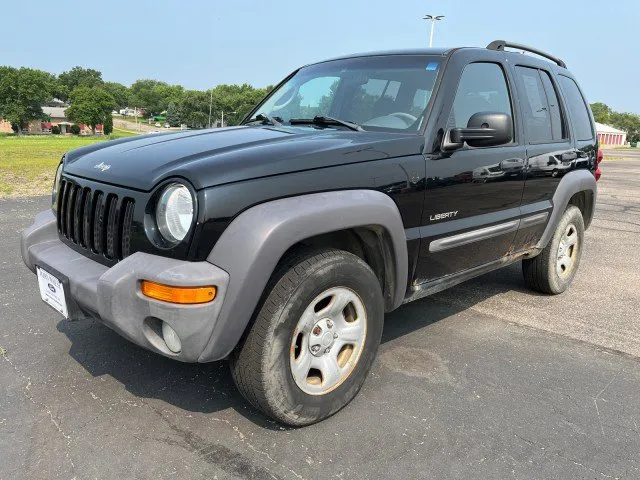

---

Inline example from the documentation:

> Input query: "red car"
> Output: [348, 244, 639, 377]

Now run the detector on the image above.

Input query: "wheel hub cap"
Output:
[556, 223, 578, 278]
[309, 318, 338, 356]
[289, 287, 367, 395]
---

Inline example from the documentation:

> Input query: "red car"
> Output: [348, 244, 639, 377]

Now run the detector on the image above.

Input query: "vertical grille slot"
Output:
[57, 180, 67, 231]
[92, 192, 105, 254]
[73, 187, 85, 245]
[105, 195, 118, 259]
[56, 179, 136, 263]
[121, 199, 135, 259]
[59, 181, 70, 236]
[82, 191, 92, 248]
[65, 184, 76, 240]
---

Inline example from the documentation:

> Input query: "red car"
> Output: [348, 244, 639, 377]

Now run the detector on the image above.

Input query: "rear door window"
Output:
[558, 76, 594, 141]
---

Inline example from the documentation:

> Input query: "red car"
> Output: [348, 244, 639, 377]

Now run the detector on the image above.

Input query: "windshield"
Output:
[246, 55, 442, 132]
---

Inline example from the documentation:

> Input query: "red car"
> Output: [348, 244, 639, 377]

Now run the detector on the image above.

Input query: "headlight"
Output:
[51, 163, 63, 212]
[156, 183, 194, 244]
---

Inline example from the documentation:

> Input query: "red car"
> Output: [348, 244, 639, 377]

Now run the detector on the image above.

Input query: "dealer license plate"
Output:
[36, 266, 68, 318]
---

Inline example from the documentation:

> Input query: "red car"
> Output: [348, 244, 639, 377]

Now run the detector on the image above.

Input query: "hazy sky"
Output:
[5, 0, 639, 113]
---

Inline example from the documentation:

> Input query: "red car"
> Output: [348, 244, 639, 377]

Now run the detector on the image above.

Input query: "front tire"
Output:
[522, 205, 585, 294]
[230, 248, 384, 426]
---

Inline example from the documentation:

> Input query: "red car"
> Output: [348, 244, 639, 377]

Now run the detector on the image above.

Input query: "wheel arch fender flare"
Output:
[198, 189, 408, 362]
[536, 169, 597, 250]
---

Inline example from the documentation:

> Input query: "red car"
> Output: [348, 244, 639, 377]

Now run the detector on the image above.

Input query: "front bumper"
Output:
[21, 210, 230, 362]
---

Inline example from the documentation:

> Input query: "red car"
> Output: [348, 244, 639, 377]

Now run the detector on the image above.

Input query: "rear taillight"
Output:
[595, 149, 603, 181]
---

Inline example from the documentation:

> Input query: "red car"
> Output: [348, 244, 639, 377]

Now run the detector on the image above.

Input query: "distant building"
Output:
[1, 99, 106, 135]
[78, 123, 103, 135]
[44, 98, 68, 107]
[0, 102, 71, 134]
[0, 120, 12, 133]
[119, 108, 143, 117]
[29, 102, 71, 133]
[595, 122, 627, 146]
[42, 105, 68, 121]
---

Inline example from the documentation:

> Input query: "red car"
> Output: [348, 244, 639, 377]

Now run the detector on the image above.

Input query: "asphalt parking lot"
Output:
[1, 157, 639, 479]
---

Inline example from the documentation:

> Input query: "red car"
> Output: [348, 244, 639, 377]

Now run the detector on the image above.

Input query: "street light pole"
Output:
[220, 111, 236, 128]
[423, 15, 445, 47]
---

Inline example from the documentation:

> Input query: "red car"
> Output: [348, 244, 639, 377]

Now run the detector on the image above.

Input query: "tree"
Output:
[130, 79, 168, 115]
[129, 81, 183, 116]
[154, 84, 183, 109]
[179, 90, 210, 127]
[609, 111, 640, 144]
[58, 67, 103, 99]
[0, 67, 56, 134]
[187, 111, 208, 129]
[166, 102, 181, 126]
[52, 82, 69, 103]
[103, 82, 130, 110]
[207, 84, 270, 126]
[590, 102, 612, 125]
[103, 113, 113, 135]
[66, 86, 115, 134]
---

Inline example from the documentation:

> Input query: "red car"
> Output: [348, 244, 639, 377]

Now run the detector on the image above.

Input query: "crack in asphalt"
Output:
[2, 353, 76, 474]
[513, 433, 618, 479]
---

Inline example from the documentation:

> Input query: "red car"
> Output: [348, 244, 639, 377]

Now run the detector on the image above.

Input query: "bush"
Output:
[51, 125, 61, 135]
[70, 124, 81, 135]
[103, 114, 113, 135]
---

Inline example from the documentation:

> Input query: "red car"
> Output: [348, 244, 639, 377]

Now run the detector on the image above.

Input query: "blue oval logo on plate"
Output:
[48, 283, 56, 293]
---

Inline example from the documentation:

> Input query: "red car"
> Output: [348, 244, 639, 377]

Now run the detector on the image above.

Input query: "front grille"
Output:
[57, 179, 136, 261]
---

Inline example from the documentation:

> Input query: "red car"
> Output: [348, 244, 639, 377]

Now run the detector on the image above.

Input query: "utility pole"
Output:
[208, 90, 213, 128]
[423, 15, 445, 47]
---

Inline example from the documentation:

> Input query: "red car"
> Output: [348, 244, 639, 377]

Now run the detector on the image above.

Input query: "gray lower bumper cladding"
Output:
[21, 210, 230, 362]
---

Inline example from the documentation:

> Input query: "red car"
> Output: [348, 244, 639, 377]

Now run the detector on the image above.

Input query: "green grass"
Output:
[0, 131, 138, 198]
[110, 127, 138, 138]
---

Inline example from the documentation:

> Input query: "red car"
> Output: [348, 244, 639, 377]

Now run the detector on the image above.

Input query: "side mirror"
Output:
[446, 112, 513, 149]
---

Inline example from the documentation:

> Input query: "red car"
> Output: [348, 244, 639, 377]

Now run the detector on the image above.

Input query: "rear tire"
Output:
[230, 248, 384, 426]
[522, 205, 584, 294]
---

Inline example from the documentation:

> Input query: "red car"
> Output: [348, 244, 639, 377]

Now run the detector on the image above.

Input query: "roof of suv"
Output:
[311, 42, 567, 70]
[313, 48, 451, 64]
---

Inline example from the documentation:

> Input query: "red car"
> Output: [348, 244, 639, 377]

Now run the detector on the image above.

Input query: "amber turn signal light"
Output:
[141, 281, 216, 304]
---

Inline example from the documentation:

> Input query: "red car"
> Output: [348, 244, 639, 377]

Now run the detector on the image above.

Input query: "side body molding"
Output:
[200, 190, 409, 362]
[536, 169, 597, 250]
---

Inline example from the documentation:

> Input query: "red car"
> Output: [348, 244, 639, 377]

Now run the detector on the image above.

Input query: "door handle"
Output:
[561, 152, 578, 161]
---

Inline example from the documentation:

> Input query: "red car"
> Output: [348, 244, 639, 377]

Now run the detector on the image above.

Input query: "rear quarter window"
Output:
[514, 66, 554, 143]
[558, 76, 594, 141]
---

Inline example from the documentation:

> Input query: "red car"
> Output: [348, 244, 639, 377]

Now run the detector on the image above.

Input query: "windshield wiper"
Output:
[245, 113, 283, 127]
[289, 115, 364, 132]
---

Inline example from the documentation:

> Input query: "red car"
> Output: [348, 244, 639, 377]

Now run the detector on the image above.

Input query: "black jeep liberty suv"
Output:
[21, 41, 599, 426]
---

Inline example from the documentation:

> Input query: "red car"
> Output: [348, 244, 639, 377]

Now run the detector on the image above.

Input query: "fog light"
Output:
[162, 322, 182, 353]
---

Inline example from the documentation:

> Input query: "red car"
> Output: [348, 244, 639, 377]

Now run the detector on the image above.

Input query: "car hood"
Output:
[63, 126, 424, 191]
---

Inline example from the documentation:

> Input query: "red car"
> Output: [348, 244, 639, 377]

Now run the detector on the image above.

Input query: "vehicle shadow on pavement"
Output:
[56, 320, 244, 412]
[382, 262, 538, 343]
[56, 262, 533, 429]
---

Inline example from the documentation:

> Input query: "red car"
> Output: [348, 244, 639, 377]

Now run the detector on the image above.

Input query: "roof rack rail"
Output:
[486, 40, 567, 69]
